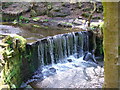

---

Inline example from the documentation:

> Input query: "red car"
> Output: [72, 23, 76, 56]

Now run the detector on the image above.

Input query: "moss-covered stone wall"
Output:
[0, 34, 41, 89]
[0, 34, 27, 88]
[0, 34, 38, 89]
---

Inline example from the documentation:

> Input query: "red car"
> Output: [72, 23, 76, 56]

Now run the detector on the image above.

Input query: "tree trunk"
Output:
[102, 2, 119, 88]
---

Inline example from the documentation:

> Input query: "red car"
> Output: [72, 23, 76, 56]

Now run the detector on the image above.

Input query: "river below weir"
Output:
[27, 55, 104, 88]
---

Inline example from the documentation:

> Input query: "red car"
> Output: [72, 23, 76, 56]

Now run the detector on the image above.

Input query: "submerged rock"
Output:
[72, 64, 81, 67]
[42, 67, 56, 77]
[49, 67, 56, 73]
[32, 74, 43, 80]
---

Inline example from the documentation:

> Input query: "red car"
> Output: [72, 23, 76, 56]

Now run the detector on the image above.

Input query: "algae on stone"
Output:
[0, 34, 27, 88]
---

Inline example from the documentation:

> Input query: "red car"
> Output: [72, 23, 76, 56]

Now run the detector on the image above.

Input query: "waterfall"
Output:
[28, 31, 89, 67]
[38, 41, 45, 66]
[82, 32, 89, 52]
[47, 38, 54, 65]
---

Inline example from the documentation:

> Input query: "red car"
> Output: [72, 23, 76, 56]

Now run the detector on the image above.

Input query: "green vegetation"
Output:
[33, 24, 40, 28]
[19, 16, 30, 23]
[32, 17, 41, 21]
[0, 35, 27, 88]
[42, 19, 49, 22]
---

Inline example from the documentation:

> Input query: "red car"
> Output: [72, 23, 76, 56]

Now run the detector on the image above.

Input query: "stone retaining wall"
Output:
[0, 34, 27, 88]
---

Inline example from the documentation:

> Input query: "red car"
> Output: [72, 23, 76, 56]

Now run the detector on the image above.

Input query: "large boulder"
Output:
[83, 51, 97, 63]
[48, 6, 70, 17]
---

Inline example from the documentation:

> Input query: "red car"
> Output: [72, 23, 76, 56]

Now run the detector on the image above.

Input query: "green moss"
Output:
[99, 21, 104, 30]
[1, 34, 27, 88]
[11, 35, 26, 51]
[43, 19, 49, 22]
[33, 25, 40, 28]
[3, 55, 22, 88]
[2, 34, 26, 51]
[32, 17, 41, 21]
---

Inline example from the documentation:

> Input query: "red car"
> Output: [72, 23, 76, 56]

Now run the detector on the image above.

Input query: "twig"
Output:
[87, 2, 97, 27]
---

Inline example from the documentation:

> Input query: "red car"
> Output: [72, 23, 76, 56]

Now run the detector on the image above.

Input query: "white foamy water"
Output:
[24, 55, 104, 88]
[41, 55, 100, 78]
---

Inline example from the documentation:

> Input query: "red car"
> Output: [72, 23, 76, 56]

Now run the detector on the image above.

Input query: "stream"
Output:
[0, 23, 104, 88]
[0, 23, 81, 43]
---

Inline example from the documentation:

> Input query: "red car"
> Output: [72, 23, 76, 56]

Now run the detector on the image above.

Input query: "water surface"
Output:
[0, 23, 81, 43]
[29, 55, 104, 88]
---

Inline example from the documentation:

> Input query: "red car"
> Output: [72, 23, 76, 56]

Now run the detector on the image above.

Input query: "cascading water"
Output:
[0, 24, 104, 88]
[36, 31, 87, 66]
[22, 31, 103, 88]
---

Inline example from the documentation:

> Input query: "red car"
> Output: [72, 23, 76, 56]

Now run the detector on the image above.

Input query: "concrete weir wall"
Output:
[0, 34, 29, 88]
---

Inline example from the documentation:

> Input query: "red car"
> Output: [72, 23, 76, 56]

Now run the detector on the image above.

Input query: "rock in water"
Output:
[32, 74, 43, 80]
[83, 51, 97, 63]
[43, 68, 56, 77]
[49, 67, 56, 73]
[67, 59, 72, 62]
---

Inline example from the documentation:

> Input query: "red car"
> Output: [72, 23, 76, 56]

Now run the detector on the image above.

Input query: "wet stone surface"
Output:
[29, 56, 104, 88]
